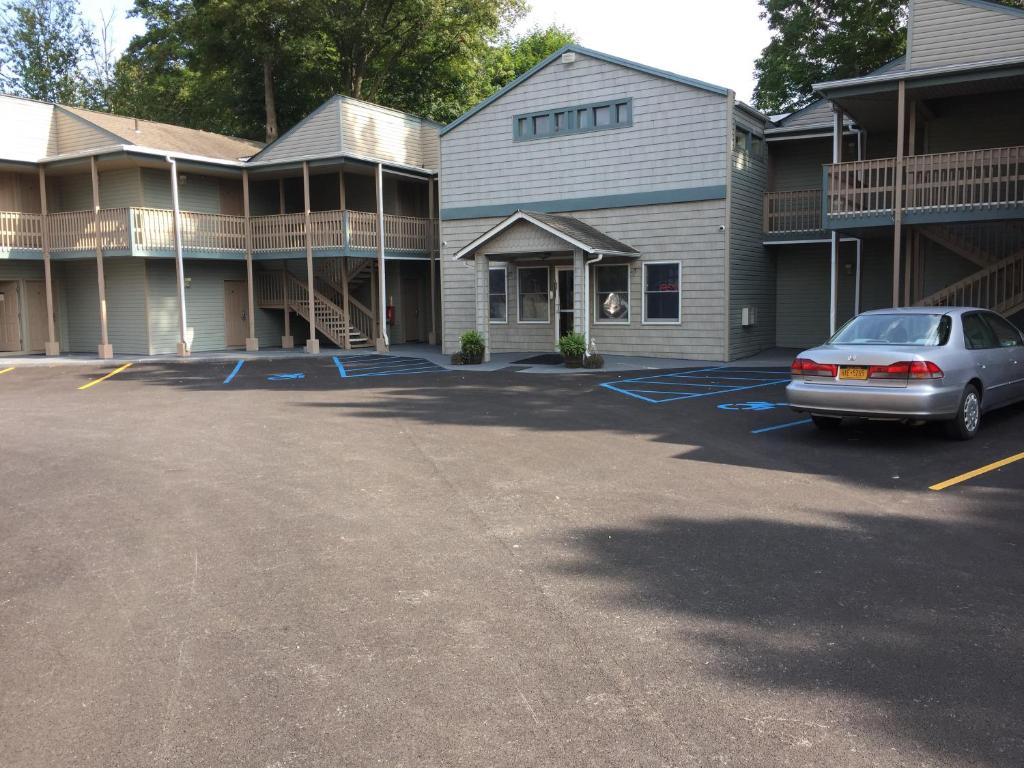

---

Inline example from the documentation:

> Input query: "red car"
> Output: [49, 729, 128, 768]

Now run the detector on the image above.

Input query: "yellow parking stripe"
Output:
[0, 366, 14, 375]
[930, 452, 1024, 491]
[78, 362, 132, 390]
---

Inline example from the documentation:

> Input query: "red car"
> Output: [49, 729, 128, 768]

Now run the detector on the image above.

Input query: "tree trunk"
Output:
[263, 59, 279, 143]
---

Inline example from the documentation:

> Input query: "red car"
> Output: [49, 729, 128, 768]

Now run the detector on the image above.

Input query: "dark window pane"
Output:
[983, 313, 1023, 347]
[616, 102, 629, 124]
[597, 265, 629, 293]
[594, 106, 611, 126]
[517, 117, 527, 136]
[577, 109, 589, 129]
[963, 313, 998, 349]
[533, 114, 549, 134]
[519, 268, 547, 294]
[645, 263, 679, 293]
[489, 268, 505, 294]
[555, 112, 567, 131]
[645, 292, 679, 320]
[489, 296, 506, 321]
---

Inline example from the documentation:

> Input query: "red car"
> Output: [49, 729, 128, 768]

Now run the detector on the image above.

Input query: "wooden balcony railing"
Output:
[0, 207, 437, 255]
[826, 145, 1024, 221]
[49, 208, 131, 251]
[0, 211, 42, 249]
[763, 189, 822, 234]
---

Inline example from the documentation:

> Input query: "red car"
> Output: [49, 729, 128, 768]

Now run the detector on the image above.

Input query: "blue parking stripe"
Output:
[332, 356, 347, 378]
[751, 418, 812, 434]
[223, 360, 244, 385]
[346, 365, 443, 378]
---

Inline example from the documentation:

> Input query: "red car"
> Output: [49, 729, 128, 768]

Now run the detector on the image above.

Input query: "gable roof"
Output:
[58, 105, 262, 161]
[454, 210, 639, 259]
[441, 44, 730, 137]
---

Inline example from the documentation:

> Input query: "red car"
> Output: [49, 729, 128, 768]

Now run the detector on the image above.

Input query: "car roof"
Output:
[858, 307, 979, 316]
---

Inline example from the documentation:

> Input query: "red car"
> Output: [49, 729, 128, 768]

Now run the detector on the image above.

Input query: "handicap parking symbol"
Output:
[267, 372, 305, 381]
[717, 401, 789, 411]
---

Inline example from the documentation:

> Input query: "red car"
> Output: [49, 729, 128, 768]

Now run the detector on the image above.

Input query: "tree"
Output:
[0, 0, 108, 106]
[111, 0, 575, 142]
[752, 0, 1024, 114]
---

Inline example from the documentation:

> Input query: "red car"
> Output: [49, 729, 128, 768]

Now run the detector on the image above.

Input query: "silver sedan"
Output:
[787, 307, 1024, 439]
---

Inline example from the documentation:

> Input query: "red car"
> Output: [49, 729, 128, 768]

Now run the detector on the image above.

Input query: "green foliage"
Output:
[558, 332, 586, 358]
[110, 0, 574, 142]
[753, 0, 1024, 114]
[0, 0, 112, 107]
[460, 330, 486, 357]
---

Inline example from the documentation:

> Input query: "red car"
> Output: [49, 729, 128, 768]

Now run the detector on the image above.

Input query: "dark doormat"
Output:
[513, 354, 564, 365]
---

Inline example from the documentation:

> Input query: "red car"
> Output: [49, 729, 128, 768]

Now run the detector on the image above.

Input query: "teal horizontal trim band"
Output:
[441, 185, 727, 221]
[135, 248, 247, 261]
[253, 247, 429, 261]
[0, 248, 43, 260]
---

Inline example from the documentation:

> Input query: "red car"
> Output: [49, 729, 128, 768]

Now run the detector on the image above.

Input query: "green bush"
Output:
[459, 330, 486, 357]
[558, 332, 586, 358]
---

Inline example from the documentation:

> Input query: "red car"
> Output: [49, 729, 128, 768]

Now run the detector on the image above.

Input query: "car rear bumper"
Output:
[786, 379, 962, 420]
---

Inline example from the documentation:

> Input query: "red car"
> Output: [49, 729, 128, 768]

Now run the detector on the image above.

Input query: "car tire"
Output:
[945, 385, 981, 441]
[811, 414, 843, 430]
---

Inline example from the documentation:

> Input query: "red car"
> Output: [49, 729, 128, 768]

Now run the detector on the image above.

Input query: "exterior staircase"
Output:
[916, 225, 1024, 317]
[254, 261, 377, 348]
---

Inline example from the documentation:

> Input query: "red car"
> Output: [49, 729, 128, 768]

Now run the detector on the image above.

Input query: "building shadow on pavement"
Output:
[552, 508, 1024, 766]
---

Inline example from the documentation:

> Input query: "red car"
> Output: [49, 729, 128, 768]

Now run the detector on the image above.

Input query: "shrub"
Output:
[582, 353, 604, 369]
[450, 351, 464, 365]
[460, 330, 485, 357]
[558, 332, 586, 359]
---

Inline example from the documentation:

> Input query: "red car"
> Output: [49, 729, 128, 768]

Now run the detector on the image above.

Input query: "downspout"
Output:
[583, 253, 603, 355]
[166, 156, 189, 356]
[853, 237, 863, 316]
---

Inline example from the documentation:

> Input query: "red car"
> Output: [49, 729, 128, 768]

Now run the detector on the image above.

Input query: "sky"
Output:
[78, 0, 773, 104]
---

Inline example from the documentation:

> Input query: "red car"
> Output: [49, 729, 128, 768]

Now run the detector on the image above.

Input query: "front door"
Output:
[0, 281, 21, 352]
[224, 280, 248, 347]
[556, 267, 574, 345]
[401, 276, 422, 342]
[25, 280, 50, 353]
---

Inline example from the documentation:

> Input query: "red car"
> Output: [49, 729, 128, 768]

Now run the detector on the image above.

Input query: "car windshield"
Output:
[829, 313, 951, 346]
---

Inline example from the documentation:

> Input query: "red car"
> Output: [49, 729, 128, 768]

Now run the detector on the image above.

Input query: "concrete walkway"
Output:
[0, 344, 800, 372]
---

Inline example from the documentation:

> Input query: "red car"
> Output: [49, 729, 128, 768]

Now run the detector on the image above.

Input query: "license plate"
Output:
[839, 366, 868, 380]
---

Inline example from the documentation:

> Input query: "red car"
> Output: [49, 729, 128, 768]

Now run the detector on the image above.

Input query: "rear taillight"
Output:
[868, 360, 944, 380]
[791, 357, 838, 377]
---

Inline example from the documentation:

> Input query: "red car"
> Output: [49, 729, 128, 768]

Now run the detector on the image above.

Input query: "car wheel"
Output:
[945, 385, 981, 441]
[811, 414, 843, 430]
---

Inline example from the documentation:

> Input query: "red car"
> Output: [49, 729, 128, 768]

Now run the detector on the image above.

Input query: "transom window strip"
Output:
[514, 98, 632, 140]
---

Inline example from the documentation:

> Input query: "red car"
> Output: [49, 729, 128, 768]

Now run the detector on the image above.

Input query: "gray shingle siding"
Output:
[57, 258, 148, 353]
[768, 138, 830, 192]
[440, 52, 729, 213]
[909, 0, 1024, 70]
[729, 108, 776, 360]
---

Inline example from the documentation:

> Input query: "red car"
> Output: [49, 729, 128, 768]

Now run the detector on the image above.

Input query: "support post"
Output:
[374, 162, 389, 352]
[427, 178, 437, 345]
[475, 254, 490, 363]
[338, 169, 346, 210]
[854, 238, 862, 316]
[829, 107, 843, 334]
[278, 179, 285, 214]
[167, 157, 190, 356]
[302, 161, 319, 353]
[892, 79, 906, 307]
[242, 169, 258, 351]
[90, 156, 113, 359]
[281, 266, 293, 348]
[38, 167, 59, 355]
[340, 256, 351, 350]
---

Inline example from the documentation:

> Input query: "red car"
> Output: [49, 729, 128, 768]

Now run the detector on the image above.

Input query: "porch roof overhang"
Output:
[453, 210, 640, 260]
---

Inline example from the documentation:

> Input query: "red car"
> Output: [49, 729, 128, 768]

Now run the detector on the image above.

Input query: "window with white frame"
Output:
[517, 266, 549, 322]
[489, 265, 507, 323]
[643, 262, 680, 323]
[594, 264, 630, 323]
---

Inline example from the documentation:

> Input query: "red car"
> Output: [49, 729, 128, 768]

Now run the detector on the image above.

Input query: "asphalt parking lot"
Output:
[1, 356, 1022, 767]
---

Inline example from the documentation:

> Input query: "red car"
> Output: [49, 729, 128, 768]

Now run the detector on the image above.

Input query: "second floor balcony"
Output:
[824, 145, 1024, 228]
[0, 207, 437, 258]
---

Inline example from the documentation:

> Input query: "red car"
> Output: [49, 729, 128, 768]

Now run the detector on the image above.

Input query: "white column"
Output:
[829, 107, 842, 335]
[428, 178, 437, 345]
[375, 162, 389, 352]
[302, 161, 319, 353]
[475, 254, 490, 362]
[90, 156, 113, 359]
[242, 169, 258, 351]
[168, 157, 189, 356]
[38, 167, 59, 355]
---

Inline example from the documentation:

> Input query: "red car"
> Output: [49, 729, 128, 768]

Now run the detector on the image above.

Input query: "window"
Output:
[489, 265, 507, 323]
[734, 127, 748, 153]
[982, 312, 1023, 347]
[831, 313, 951, 346]
[595, 264, 630, 323]
[514, 99, 632, 140]
[518, 266, 550, 322]
[963, 313, 999, 349]
[643, 262, 681, 323]
[750, 134, 765, 160]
